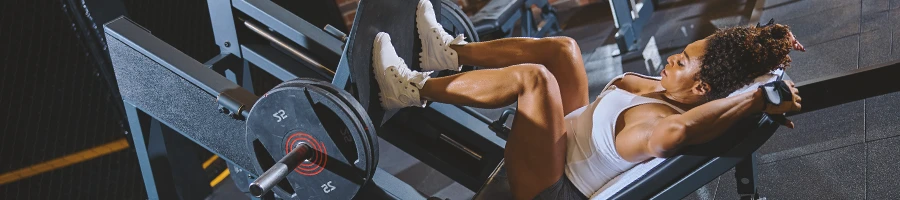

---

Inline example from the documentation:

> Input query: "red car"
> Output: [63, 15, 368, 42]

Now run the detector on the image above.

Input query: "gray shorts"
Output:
[533, 175, 588, 200]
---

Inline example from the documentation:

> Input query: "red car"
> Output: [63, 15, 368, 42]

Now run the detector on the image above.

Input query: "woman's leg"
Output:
[415, 0, 586, 113]
[421, 64, 568, 200]
[450, 37, 589, 113]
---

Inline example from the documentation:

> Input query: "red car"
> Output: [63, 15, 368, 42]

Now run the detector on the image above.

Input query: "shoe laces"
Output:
[432, 27, 468, 46]
[390, 59, 429, 88]
[447, 34, 467, 45]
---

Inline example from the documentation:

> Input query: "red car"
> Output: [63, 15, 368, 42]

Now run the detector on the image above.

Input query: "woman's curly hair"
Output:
[698, 24, 794, 100]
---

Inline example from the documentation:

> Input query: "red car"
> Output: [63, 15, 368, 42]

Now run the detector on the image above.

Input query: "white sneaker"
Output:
[417, 0, 468, 71]
[373, 32, 433, 110]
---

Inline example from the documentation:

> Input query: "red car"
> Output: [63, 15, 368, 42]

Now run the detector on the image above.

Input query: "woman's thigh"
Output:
[503, 65, 570, 199]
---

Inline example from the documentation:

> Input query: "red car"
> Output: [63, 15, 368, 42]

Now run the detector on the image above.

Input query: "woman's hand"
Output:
[787, 31, 805, 52]
[763, 80, 802, 128]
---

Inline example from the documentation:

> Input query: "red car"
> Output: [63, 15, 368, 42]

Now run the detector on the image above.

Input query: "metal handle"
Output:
[490, 108, 515, 139]
[323, 24, 347, 42]
[249, 142, 312, 197]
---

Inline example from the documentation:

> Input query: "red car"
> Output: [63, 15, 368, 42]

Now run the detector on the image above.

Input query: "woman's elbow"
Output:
[646, 119, 687, 158]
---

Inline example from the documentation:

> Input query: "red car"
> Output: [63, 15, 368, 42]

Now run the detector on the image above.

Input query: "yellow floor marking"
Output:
[203, 155, 219, 169]
[210, 169, 231, 187]
[1, 138, 234, 188]
[0, 138, 130, 185]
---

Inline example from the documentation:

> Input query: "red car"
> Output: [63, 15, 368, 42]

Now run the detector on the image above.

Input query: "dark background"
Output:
[0, 0, 222, 198]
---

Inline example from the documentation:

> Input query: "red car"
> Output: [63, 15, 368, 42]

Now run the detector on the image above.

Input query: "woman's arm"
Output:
[642, 82, 800, 157]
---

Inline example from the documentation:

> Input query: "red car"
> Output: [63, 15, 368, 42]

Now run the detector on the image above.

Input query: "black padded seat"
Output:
[359, 168, 430, 200]
[473, 160, 512, 200]
[471, 0, 523, 40]
[472, 115, 782, 199]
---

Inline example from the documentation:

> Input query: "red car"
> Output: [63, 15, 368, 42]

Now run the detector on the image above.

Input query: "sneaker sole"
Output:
[416, 0, 453, 72]
[372, 33, 394, 109]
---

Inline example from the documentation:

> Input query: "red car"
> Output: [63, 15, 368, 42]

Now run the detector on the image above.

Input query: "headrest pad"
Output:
[727, 69, 784, 97]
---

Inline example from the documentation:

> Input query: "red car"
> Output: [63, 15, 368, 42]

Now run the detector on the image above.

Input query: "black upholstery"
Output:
[611, 115, 780, 199]
[470, 0, 560, 40]
[472, 115, 781, 199]
[360, 169, 429, 200]
[471, 0, 522, 40]
[473, 160, 512, 200]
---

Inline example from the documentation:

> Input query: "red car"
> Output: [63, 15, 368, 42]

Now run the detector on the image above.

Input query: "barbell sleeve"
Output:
[249, 142, 312, 197]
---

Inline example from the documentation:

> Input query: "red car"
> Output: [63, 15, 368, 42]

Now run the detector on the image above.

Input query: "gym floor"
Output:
[2, 0, 899, 199]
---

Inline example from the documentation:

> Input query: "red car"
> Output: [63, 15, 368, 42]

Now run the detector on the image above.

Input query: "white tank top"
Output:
[563, 73, 686, 196]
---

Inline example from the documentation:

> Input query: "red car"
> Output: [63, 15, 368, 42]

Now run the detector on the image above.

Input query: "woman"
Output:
[373, 0, 804, 199]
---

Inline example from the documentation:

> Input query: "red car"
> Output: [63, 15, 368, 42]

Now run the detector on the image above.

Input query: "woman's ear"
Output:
[693, 81, 710, 96]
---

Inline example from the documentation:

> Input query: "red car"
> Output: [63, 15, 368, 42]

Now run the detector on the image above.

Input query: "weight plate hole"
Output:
[309, 95, 360, 165]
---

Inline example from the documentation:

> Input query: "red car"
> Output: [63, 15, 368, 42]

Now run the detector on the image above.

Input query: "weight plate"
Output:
[437, 0, 479, 70]
[247, 85, 371, 199]
[275, 79, 379, 175]
[438, 0, 479, 43]
[275, 80, 378, 185]
[274, 79, 379, 183]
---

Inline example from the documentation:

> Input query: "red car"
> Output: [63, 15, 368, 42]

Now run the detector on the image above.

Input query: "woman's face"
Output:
[661, 39, 709, 99]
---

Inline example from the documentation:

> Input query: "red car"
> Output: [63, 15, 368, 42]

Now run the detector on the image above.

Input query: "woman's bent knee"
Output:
[545, 36, 580, 56]
[511, 64, 557, 92]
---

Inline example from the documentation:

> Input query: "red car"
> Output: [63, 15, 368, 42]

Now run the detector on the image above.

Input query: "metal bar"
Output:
[791, 60, 900, 116]
[124, 103, 160, 200]
[609, 0, 634, 29]
[232, 0, 343, 56]
[107, 18, 258, 118]
[332, 54, 351, 90]
[632, 0, 653, 34]
[250, 143, 312, 197]
[331, 0, 361, 90]
[208, 0, 241, 55]
[521, 5, 533, 36]
[105, 18, 247, 97]
[440, 134, 484, 160]
[146, 118, 179, 199]
[629, 0, 639, 19]
[241, 44, 332, 81]
[202, 54, 256, 94]
[243, 20, 335, 75]
[734, 153, 759, 199]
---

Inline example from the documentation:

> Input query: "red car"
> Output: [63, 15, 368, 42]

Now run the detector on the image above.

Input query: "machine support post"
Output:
[124, 102, 161, 200]
[208, 0, 241, 56]
[159, 123, 214, 199]
[734, 153, 760, 200]
[125, 101, 213, 200]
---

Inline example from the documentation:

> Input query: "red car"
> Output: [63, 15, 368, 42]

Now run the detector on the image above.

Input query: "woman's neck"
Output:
[657, 91, 705, 111]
